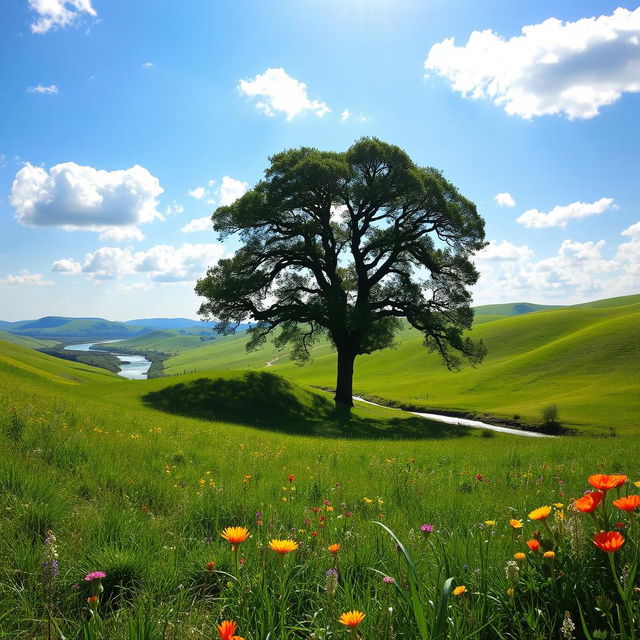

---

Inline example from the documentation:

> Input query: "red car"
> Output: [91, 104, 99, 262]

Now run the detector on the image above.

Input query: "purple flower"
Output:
[383, 576, 395, 584]
[84, 571, 106, 582]
[420, 523, 433, 536]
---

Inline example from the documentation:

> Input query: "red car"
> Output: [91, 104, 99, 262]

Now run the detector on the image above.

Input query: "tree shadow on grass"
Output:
[142, 372, 472, 440]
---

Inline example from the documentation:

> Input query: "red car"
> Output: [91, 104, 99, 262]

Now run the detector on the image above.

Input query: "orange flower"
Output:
[206, 561, 216, 572]
[588, 474, 628, 491]
[328, 543, 341, 554]
[526, 539, 540, 552]
[220, 527, 249, 545]
[613, 495, 640, 512]
[509, 519, 523, 529]
[574, 491, 604, 513]
[514, 552, 526, 561]
[593, 531, 625, 553]
[543, 550, 555, 559]
[339, 610, 365, 627]
[528, 506, 552, 521]
[217, 620, 237, 640]
[453, 585, 467, 596]
[268, 539, 299, 555]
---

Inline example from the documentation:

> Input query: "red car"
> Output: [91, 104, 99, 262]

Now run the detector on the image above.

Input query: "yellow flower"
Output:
[509, 519, 523, 529]
[484, 520, 496, 526]
[528, 506, 552, 521]
[635, 481, 640, 489]
[543, 550, 555, 559]
[514, 552, 526, 561]
[338, 611, 365, 628]
[453, 585, 467, 596]
[506, 588, 515, 597]
[363, 497, 373, 504]
[553, 503, 564, 509]
[220, 527, 250, 545]
[326, 506, 334, 512]
[268, 539, 299, 555]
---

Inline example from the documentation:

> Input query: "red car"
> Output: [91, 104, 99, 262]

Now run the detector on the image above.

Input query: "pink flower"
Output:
[420, 523, 433, 536]
[383, 576, 395, 584]
[84, 571, 106, 581]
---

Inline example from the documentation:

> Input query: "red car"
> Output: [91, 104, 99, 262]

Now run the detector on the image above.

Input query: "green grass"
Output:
[1, 339, 639, 639]
[0, 330, 57, 349]
[129, 295, 640, 435]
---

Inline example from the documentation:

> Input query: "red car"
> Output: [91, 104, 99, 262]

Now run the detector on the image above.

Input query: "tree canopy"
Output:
[196, 138, 487, 406]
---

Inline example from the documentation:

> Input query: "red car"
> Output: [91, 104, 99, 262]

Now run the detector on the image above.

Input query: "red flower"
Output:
[593, 531, 625, 553]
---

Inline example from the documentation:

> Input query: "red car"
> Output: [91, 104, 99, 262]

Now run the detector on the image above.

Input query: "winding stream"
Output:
[64, 341, 152, 380]
[353, 396, 553, 438]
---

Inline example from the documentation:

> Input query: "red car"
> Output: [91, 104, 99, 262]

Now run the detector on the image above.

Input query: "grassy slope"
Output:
[0, 330, 56, 349]
[154, 296, 640, 434]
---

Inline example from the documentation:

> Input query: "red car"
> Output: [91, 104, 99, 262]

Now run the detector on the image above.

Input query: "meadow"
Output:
[1, 338, 639, 639]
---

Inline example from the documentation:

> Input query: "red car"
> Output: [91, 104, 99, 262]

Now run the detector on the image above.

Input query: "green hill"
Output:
[7, 316, 146, 340]
[0, 330, 56, 349]
[147, 296, 640, 434]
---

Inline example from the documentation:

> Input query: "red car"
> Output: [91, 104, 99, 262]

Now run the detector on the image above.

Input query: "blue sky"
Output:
[1, 0, 639, 321]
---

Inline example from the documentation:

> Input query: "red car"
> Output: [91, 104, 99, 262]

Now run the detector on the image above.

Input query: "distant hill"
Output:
[474, 302, 564, 317]
[126, 318, 215, 330]
[5, 316, 147, 340]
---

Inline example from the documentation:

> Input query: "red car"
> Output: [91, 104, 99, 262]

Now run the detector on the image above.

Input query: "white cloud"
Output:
[142, 62, 153, 68]
[51, 258, 81, 273]
[29, 0, 97, 34]
[11, 162, 163, 242]
[517, 197, 615, 228]
[218, 175, 248, 206]
[475, 240, 533, 262]
[98, 226, 145, 243]
[617, 221, 640, 277]
[0, 270, 54, 286]
[69, 243, 225, 282]
[188, 186, 206, 200]
[27, 84, 59, 94]
[340, 109, 351, 122]
[181, 217, 212, 233]
[424, 7, 640, 119]
[165, 201, 184, 216]
[494, 192, 516, 207]
[238, 67, 331, 120]
[181, 176, 247, 232]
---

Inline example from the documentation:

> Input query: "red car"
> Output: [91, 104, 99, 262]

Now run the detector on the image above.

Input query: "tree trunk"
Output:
[335, 347, 356, 407]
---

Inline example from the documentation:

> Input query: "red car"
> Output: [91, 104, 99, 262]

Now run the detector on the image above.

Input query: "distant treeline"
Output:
[38, 347, 122, 374]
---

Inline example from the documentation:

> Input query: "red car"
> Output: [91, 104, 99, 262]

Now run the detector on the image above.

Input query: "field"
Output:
[1, 329, 639, 639]
[117, 295, 640, 435]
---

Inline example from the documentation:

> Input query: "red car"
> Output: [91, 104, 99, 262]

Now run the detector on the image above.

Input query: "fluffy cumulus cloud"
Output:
[238, 67, 331, 120]
[424, 7, 640, 119]
[11, 162, 163, 242]
[182, 176, 248, 233]
[29, 0, 97, 34]
[474, 229, 640, 303]
[54, 243, 225, 282]
[27, 84, 59, 94]
[494, 192, 516, 207]
[188, 186, 206, 200]
[0, 270, 54, 286]
[517, 197, 615, 228]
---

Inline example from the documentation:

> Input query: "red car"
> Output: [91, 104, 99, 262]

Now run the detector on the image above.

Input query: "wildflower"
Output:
[476, 473, 483, 481]
[217, 620, 245, 640]
[612, 495, 640, 512]
[453, 585, 467, 596]
[484, 520, 496, 526]
[574, 491, 604, 513]
[326, 506, 334, 512]
[506, 587, 515, 597]
[363, 497, 372, 504]
[220, 527, 250, 545]
[383, 576, 395, 584]
[505, 561, 519, 582]
[325, 568, 338, 598]
[514, 552, 526, 562]
[528, 506, 552, 521]
[635, 481, 640, 489]
[593, 531, 625, 553]
[553, 503, 564, 509]
[526, 539, 540, 552]
[311, 531, 319, 537]
[288, 474, 295, 483]
[42, 531, 59, 591]
[339, 611, 365, 628]
[268, 539, 299, 554]
[328, 543, 341, 554]
[206, 561, 216, 572]
[84, 571, 106, 581]
[561, 611, 576, 640]
[588, 474, 628, 491]
[509, 519, 523, 529]
[87, 595, 99, 606]
[420, 523, 433, 536]
[543, 550, 556, 559]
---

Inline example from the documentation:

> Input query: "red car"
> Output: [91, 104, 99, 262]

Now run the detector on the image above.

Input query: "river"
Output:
[64, 341, 152, 380]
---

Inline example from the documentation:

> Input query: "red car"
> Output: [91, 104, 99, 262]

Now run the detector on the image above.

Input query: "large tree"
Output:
[196, 138, 487, 406]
